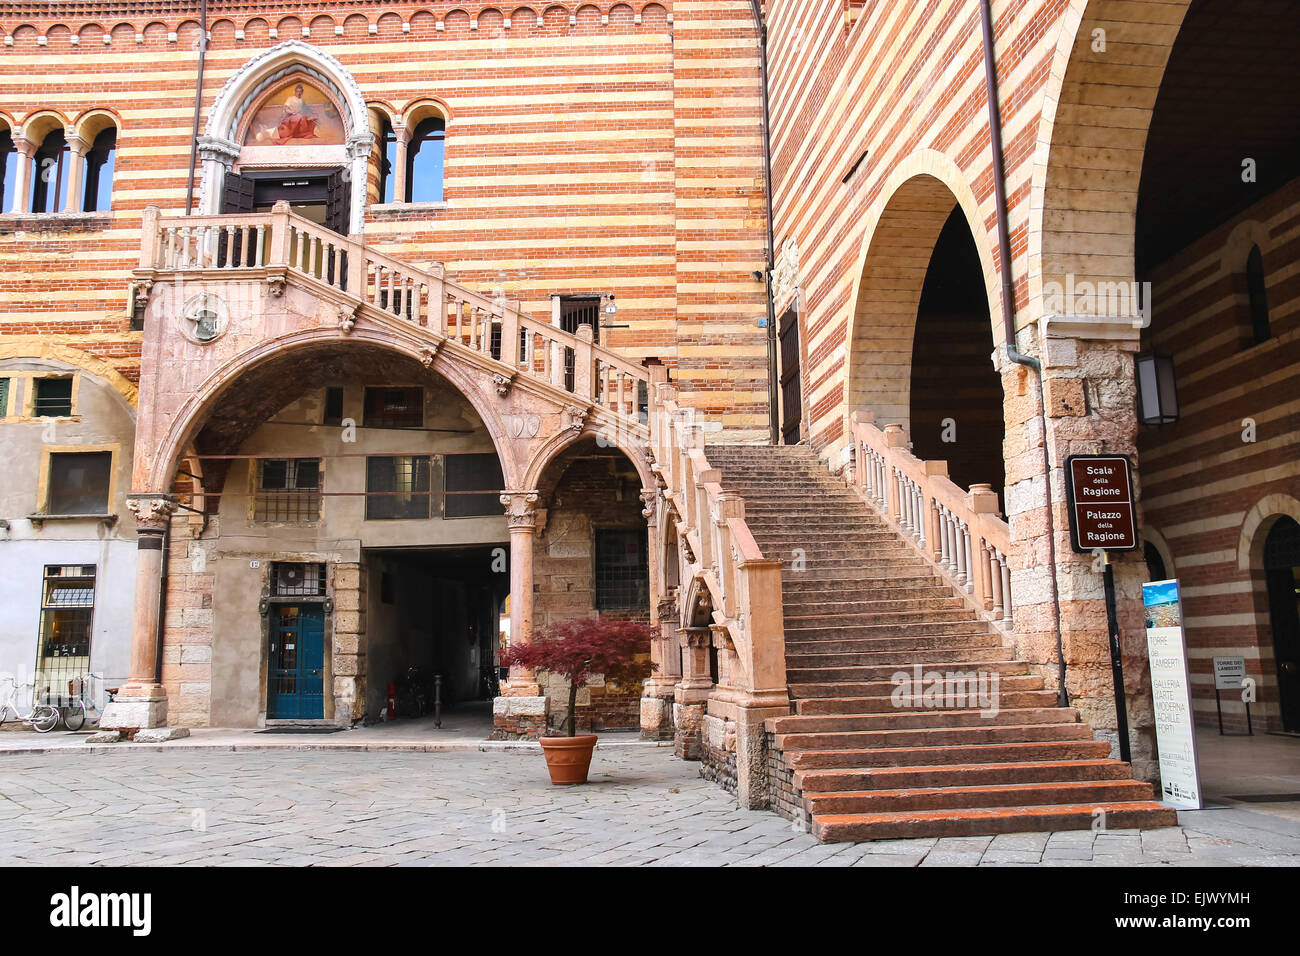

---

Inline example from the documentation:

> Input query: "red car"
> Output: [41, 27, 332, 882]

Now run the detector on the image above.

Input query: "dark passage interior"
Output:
[364, 545, 509, 721]
[909, 207, 1006, 502]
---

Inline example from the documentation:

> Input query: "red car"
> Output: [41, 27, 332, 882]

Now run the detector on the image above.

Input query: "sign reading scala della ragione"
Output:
[1064, 454, 1139, 553]
[1143, 579, 1202, 810]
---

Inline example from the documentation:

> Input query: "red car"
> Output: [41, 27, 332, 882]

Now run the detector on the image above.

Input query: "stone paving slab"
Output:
[1, 747, 1298, 866]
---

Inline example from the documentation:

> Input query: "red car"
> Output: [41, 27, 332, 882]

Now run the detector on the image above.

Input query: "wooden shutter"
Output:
[326, 168, 351, 235]
[218, 172, 255, 267]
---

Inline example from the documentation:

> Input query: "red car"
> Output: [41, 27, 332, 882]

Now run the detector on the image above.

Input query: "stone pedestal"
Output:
[491, 695, 548, 740]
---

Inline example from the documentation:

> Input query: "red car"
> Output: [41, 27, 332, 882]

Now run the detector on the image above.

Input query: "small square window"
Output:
[34, 377, 73, 417]
[594, 529, 649, 610]
[48, 451, 112, 515]
[363, 387, 423, 429]
[323, 386, 345, 426]
[444, 453, 505, 518]
[255, 458, 321, 523]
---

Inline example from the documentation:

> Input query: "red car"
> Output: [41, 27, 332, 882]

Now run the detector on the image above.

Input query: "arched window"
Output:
[377, 119, 397, 204]
[405, 116, 445, 203]
[1143, 541, 1168, 583]
[0, 130, 17, 213]
[82, 126, 116, 212]
[31, 128, 69, 213]
[1246, 244, 1271, 346]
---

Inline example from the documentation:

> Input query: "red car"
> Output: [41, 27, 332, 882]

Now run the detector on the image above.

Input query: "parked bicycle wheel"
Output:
[31, 704, 60, 733]
[63, 699, 86, 732]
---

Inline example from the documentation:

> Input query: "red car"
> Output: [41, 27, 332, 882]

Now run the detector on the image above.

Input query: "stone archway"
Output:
[845, 164, 1006, 497]
[1030, 0, 1195, 319]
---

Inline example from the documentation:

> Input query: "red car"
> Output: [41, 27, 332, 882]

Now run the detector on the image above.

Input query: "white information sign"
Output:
[1143, 579, 1202, 810]
[1213, 656, 1247, 692]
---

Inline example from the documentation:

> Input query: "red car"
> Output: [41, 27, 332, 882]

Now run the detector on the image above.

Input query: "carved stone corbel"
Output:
[563, 405, 589, 434]
[338, 303, 357, 334]
[266, 273, 287, 297]
[492, 372, 515, 397]
[640, 489, 658, 521]
[421, 341, 444, 368]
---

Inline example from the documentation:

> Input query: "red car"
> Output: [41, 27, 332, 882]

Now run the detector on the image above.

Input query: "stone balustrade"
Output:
[850, 410, 1014, 627]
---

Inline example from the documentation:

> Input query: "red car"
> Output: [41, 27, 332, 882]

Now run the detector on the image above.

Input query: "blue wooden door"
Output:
[268, 605, 325, 719]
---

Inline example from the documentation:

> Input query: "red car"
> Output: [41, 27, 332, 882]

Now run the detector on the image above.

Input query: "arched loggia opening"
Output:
[157, 344, 511, 730]
[1263, 517, 1300, 733]
[848, 173, 1006, 503]
[908, 208, 1005, 500]
[526, 435, 653, 734]
[1126, 0, 1300, 736]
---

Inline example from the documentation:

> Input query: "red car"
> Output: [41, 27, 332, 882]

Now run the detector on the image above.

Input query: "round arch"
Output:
[197, 40, 374, 229]
[843, 149, 1002, 439]
[146, 329, 518, 494]
[1029, 0, 1194, 322]
[1239, 494, 1300, 573]
[0, 343, 138, 406]
[520, 423, 654, 495]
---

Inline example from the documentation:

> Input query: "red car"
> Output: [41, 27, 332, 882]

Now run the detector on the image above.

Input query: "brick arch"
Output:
[145, 330, 520, 497]
[1238, 494, 1300, 572]
[521, 424, 653, 496]
[0, 343, 138, 407]
[1029, 0, 1195, 324]
[844, 150, 1001, 439]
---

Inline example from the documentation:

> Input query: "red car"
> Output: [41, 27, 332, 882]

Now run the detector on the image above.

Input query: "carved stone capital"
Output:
[641, 489, 658, 522]
[500, 490, 541, 531]
[197, 134, 241, 167]
[126, 495, 179, 533]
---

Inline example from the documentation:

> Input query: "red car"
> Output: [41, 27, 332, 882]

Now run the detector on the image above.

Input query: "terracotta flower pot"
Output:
[539, 734, 598, 785]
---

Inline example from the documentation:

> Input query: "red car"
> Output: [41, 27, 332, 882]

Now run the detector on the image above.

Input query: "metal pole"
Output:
[1102, 553, 1132, 764]
[183, 0, 209, 215]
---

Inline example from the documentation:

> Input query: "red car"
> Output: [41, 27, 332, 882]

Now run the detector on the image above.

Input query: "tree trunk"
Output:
[567, 680, 578, 737]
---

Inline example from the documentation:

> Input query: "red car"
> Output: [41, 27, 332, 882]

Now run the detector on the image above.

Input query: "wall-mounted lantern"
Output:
[1136, 353, 1179, 425]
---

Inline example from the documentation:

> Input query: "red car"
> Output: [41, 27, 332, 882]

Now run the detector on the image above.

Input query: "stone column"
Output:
[98, 495, 188, 739]
[640, 489, 677, 739]
[492, 491, 547, 738]
[11, 135, 35, 213]
[674, 625, 714, 759]
[392, 124, 409, 204]
[63, 132, 87, 213]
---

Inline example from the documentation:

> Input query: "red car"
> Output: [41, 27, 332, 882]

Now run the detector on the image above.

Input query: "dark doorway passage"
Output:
[363, 545, 509, 723]
[909, 208, 1005, 501]
[222, 167, 351, 235]
[1265, 517, 1300, 732]
[779, 307, 803, 445]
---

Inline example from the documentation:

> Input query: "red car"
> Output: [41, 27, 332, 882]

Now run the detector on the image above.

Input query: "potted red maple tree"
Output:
[500, 617, 655, 785]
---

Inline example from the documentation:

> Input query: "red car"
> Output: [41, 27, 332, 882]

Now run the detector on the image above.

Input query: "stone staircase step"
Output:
[784, 621, 994, 641]
[768, 706, 1081, 734]
[789, 674, 1047, 700]
[774, 722, 1094, 753]
[810, 802, 1178, 842]
[786, 660, 1030, 684]
[793, 758, 1137, 793]
[784, 607, 979, 627]
[785, 646, 1012, 669]
[785, 739, 1115, 771]
[804, 779, 1157, 815]
[794, 688, 1057, 714]
[784, 634, 1002, 655]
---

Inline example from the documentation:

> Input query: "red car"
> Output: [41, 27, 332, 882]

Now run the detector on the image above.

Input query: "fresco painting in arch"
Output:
[244, 79, 346, 147]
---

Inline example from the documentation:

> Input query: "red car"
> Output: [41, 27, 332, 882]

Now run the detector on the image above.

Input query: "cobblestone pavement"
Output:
[2, 746, 1298, 866]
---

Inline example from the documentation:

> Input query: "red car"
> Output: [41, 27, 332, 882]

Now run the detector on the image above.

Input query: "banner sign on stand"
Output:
[1142, 579, 1202, 810]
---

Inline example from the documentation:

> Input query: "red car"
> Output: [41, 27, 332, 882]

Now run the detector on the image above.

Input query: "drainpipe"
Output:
[979, 0, 1068, 707]
[748, 0, 781, 445]
[183, 0, 209, 215]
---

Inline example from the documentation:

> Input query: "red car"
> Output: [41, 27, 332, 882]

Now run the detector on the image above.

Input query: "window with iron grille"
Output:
[444, 453, 505, 518]
[0, 377, 9, 417]
[363, 386, 424, 429]
[594, 529, 649, 610]
[35, 565, 96, 705]
[48, 451, 112, 515]
[34, 377, 73, 417]
[559, 296, 601, 393]
[255, 458, 321, 523]
[272, 562, 326, 597]
[366, 455, 432, 520]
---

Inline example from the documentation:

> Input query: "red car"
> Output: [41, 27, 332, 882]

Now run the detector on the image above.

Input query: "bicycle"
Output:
[59, 675, 118, 732]
[0, 675, 61, 733]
